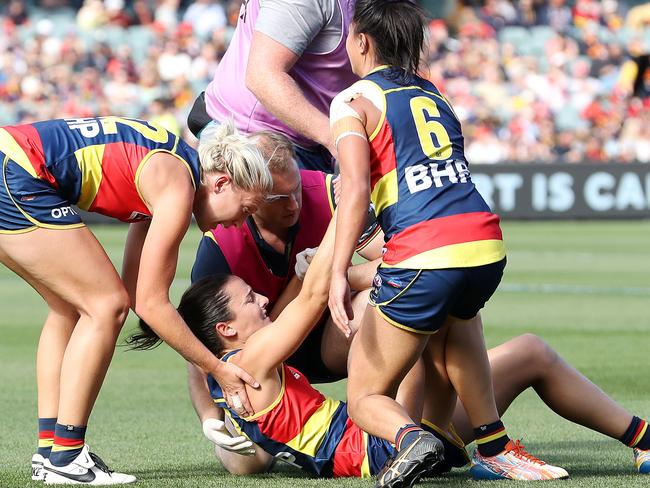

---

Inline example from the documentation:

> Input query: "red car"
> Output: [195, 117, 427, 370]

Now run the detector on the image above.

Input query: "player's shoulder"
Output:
[330, 79, 386, 122]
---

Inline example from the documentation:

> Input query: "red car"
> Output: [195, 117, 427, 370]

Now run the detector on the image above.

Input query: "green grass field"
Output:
[1, 221, 649, 487]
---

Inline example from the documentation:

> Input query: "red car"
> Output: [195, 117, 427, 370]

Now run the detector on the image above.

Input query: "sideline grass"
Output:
[1, 221, 649, 487]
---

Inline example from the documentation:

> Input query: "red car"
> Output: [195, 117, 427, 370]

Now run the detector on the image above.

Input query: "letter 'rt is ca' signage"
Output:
[472, 163, 650, 219]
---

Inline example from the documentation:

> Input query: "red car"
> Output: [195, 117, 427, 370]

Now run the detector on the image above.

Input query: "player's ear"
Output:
[215, 321, 236, 337]
[359, 32, 370, 55]
[213, 174, 232, 194]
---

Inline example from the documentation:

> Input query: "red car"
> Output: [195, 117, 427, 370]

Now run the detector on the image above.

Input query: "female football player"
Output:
[327, 1, 565, 485]
[159, 221, 650, 483]
[0, 117, 271, 484]
[164, 214, 403, 479]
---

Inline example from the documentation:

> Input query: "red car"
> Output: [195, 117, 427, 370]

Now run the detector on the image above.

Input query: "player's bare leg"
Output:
[0, 227, 135, 483]
[347, 307, 443, 487]
[450, 334, 635, 443]
[420, 322, 458, 428]
[444, 314, 500, 427]
[321, 289, 370, 375]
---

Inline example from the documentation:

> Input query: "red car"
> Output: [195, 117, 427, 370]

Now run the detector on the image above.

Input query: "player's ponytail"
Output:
[198, 119, 272, 194]
[353, 0, 426, 83]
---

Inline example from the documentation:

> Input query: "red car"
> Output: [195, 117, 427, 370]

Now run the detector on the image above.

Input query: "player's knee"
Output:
[517, 334, 558, 375]
[84, 288, 131, 329]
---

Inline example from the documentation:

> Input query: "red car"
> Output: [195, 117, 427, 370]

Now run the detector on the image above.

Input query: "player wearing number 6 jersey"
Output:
[0, 117, 271, 484]
[328, 1, 567, 486]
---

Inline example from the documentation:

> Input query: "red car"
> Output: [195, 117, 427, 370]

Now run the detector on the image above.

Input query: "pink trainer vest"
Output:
[211, 170, 333, 307]
[204, 0, 358, 148]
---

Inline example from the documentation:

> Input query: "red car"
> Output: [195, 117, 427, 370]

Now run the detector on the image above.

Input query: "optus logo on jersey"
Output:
[50, 206, 78, 219]
[406, 160, 470, 194]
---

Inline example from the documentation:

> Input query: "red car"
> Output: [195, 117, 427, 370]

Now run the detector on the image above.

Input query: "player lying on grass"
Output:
[182, 264, 650, 479]
[0, 117, 271, 485]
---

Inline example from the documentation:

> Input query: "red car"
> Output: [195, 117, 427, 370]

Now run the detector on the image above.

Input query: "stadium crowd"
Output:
[1, 0, 649, 163]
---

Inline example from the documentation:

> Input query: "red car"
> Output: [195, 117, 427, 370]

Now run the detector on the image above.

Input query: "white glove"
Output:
[294, 247, 318, 281]
[202, 418, 255, 456]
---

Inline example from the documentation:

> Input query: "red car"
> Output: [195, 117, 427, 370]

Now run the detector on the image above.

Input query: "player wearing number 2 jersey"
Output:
[0, 117, 271, 485]
[329, 1, 567, 486]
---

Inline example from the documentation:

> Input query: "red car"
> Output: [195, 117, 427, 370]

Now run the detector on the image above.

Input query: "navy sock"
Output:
[620, 416, 650, 450]
[37, 418, 57, 458]
[474, 420, 510, 457]
[395, 423, 424, 451]
[49, 423, 86, 467]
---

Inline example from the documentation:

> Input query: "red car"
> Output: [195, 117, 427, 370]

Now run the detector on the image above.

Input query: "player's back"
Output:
[360, 67, 504, 269]
[0, 117, 199, 222]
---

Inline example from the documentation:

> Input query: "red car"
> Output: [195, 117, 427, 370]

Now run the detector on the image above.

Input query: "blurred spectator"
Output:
[183, 0, 227, 38]
[5, 0, 29, 27]
[76, 0, 107, 30]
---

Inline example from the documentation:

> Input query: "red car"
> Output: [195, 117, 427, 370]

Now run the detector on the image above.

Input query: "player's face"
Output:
[222, 276, 271, 341]
[257, 166, 302, 228]
[194, 174, 263, 231]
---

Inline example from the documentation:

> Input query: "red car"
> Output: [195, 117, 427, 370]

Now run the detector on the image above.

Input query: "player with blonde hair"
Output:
[0, 116, 270, 484]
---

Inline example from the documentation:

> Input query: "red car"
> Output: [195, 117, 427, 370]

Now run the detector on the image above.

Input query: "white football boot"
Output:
[32, 453, 46, 481]
[43, 445, 136, 485]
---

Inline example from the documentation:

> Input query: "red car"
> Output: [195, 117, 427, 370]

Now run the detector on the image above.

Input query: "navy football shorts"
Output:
[369, 258, 506, 334]
[0, 153, 83, 233]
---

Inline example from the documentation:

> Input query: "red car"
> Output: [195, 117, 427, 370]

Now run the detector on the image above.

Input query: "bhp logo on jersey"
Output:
[51, 206, 78, 219]
[405, 160, 470, 194]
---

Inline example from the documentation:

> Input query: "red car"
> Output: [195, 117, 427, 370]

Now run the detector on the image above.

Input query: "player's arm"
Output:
[134, 152, 259, 417]
[269, 276, 302, 321]
[246, 1, 336, 155]
[239, 214, 337, 372]
[187, 362, 256, 456]
[328, 94, 372, 334]
[215, 417, 274, 475]
[121, 220, 150, 309]
[188, 362, 222, 423]
[348, 258, 381, 291]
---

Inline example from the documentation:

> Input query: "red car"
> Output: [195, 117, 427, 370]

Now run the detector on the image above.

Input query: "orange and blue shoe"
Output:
[634, 448, 650, 474]
[470, 440, 569, 481]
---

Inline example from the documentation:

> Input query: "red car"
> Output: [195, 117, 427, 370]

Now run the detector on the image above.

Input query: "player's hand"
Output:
[294, 247, 318, 281]
[328, 273, 353, 338]
[332, 175, 341, 205]
[202, 418, 256, 456]
[212, 361, 259, 418]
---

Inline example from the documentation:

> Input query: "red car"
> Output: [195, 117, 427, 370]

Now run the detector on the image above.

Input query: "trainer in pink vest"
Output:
[204, 0, 358, 148]
[210, 170, 333, 307]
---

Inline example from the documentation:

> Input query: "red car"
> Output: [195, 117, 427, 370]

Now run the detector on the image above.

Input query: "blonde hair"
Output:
[249, 130, 297, 174]
[198, 120, 272, 193]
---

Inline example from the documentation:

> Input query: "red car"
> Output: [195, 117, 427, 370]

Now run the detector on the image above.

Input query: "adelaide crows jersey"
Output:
[208, 351, 395, 478]
[334, 67, 506, 269]
[0, 117, 200, 223]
